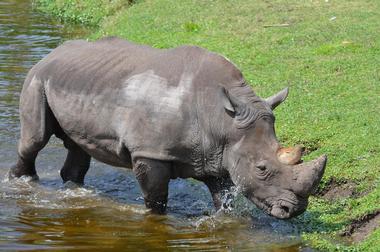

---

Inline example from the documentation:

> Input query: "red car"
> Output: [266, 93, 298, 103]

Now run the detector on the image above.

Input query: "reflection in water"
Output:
[0, 1, 312, 251]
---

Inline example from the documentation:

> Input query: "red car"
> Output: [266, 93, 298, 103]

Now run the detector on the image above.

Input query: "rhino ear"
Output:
[220, 87, 241, 113]
[265, 87, 289, 110]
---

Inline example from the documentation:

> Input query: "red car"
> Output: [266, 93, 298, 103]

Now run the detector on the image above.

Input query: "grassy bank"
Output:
[35, 0, 380, 251]
[34, 0, 132, 26]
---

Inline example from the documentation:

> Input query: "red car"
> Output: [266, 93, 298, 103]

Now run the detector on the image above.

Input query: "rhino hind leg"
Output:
[9, 77, 55, 180]
[60, 137, 91, 185]
[133, 158, 171, 214]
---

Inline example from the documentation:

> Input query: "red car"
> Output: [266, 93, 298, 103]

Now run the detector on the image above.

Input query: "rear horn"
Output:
[265, 87, 289, 110]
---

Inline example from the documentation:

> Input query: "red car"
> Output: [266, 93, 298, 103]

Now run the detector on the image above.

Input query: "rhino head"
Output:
[221, 87, 327, 219]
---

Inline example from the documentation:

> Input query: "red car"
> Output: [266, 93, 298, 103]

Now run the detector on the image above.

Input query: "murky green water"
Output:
[0, 1, 314, 251]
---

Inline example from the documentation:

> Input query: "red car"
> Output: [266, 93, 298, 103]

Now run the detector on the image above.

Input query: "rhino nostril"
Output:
[281, 205, 290, 213]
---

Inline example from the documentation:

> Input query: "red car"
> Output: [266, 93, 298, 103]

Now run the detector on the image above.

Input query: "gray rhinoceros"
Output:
[10, 37, 327, 219]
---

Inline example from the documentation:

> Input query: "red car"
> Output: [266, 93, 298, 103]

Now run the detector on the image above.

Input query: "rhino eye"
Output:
[261, 115, 274, 123]
[255, 160, 271, 178]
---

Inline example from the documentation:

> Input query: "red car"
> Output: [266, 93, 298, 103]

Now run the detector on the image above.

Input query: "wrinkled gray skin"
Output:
[9, 37, 327, 219]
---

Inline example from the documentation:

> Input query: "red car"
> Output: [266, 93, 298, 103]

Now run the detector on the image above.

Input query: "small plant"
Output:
[183, 22, 200, 33]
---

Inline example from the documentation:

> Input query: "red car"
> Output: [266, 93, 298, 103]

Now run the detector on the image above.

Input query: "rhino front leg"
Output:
[203, 176, 235, 211]
[133, 158, 171, 214]
[60, 138, 91, 185]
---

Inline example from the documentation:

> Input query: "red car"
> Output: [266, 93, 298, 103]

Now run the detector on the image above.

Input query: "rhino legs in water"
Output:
[60, 138, 91, 185]
[133, 158, 171, 214]
[133, 160, 235, 213]
[9, 78, 53, 180]
[9, 77, 91, 185]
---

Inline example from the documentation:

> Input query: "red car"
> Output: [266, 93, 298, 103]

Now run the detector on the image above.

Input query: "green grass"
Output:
[33, 0, 133, 26]
[35, 0, 380, 250]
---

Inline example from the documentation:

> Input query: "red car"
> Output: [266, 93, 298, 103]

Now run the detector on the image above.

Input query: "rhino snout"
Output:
[248, 154, 327, 219]
[249, 193, 308, 219]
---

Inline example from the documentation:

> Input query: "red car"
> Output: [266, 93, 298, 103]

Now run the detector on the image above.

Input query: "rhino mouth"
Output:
[250, 195, 307, 219]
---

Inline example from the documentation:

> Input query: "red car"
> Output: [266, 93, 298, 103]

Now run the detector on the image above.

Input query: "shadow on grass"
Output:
[291, 203, 349, 237]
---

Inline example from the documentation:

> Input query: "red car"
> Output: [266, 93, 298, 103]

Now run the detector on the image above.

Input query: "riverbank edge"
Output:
[32, 0, 132, 27]
[32, 0, 379, 251]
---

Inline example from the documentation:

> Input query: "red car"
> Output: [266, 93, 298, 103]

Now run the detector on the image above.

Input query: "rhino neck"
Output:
[192, 77, 259, 177]
[198, 143, 228, 177]
[193, 87, 234, 177]
[221, 136, 244, 186]
[195, 116, 229, 177]
[216, 85, 264, 185]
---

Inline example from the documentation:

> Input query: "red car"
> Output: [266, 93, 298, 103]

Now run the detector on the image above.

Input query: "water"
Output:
[0, 1, 312, 251]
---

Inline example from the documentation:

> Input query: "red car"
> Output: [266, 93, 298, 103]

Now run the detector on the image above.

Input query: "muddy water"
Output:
[0, 1, 312, 251]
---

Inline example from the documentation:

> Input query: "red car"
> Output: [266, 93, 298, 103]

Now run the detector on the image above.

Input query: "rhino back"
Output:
[26, 37, 246, 175]
[27, 38, 202, 167]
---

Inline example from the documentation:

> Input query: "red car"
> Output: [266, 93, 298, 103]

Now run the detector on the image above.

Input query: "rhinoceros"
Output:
[9, 37, 327, 219]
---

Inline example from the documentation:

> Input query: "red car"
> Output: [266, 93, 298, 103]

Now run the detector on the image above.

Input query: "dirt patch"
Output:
[342, 211, 380, 243]
[316, 177, 357, 200]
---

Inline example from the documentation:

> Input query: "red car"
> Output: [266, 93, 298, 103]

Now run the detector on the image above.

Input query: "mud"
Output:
[316, 177, 357, 201]
[342, 211, 380, 243]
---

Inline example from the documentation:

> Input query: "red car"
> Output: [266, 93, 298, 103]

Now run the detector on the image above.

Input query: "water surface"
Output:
[0, 1, 312, 251]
